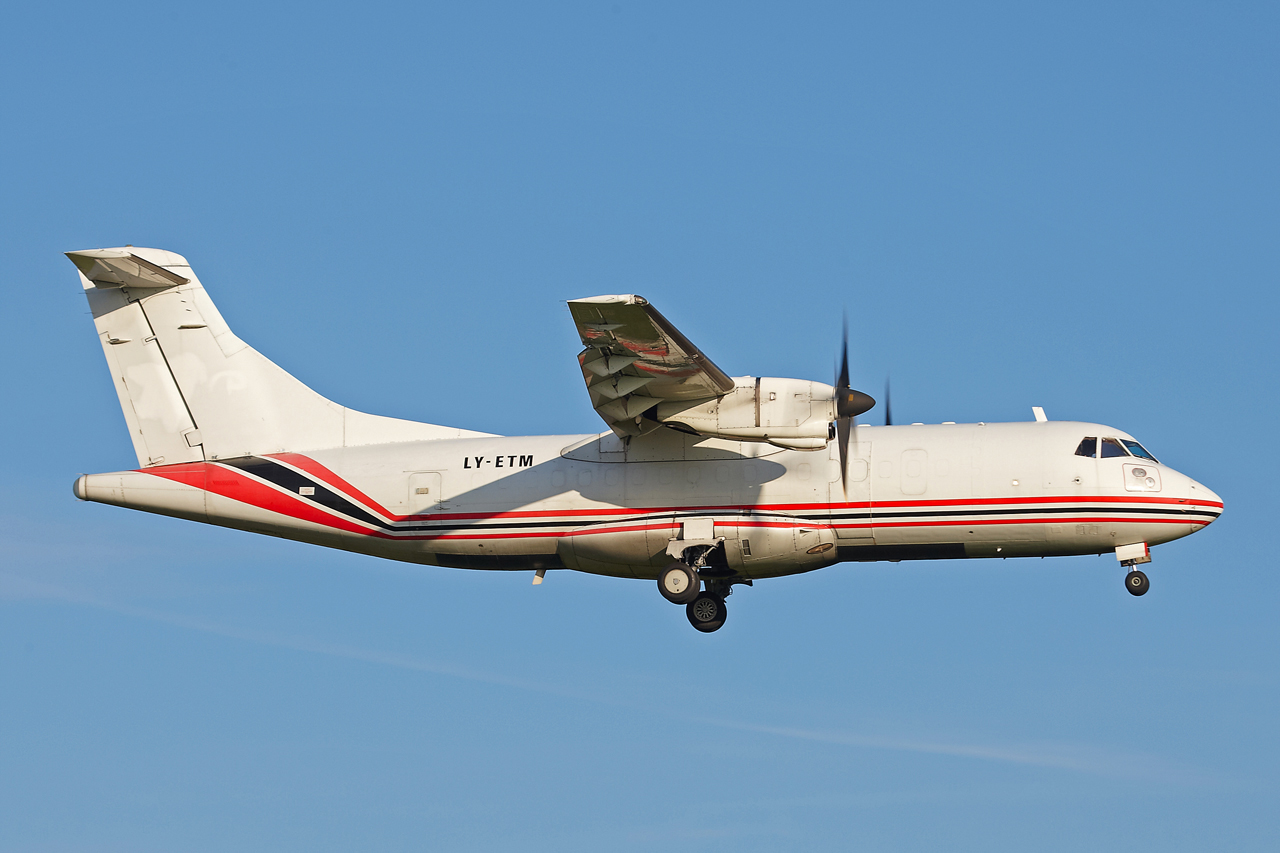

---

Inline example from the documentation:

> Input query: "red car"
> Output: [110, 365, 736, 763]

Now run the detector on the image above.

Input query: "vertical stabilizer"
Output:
[69, 247, 488, 468]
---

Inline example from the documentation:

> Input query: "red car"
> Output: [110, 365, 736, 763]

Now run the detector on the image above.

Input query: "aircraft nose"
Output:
[1187, 477, 1224, 525]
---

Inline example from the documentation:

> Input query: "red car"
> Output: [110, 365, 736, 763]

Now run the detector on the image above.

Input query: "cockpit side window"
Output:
[1101, 438, 1129, 458]
[1121, 440, 1158, 463]
[1074, 437, 1098, 458]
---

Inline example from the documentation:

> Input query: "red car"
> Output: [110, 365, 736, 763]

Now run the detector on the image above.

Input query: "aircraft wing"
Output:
[568, 295, 735, 436]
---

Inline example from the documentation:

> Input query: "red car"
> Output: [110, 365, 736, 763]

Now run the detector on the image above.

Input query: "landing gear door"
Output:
[407, 472, 445, 514]
[831, 440, 872, 541]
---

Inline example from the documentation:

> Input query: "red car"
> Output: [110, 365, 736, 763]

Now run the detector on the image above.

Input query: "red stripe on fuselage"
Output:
[267, 453, 401, 518]
[138, 459, 1217, 545]
[834, 515, 1200, 531]
[145, 463, 375, 536]
[412, 493, 1222, 523]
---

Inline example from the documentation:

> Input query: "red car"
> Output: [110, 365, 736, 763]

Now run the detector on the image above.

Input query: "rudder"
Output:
[69, 246, 485, 468]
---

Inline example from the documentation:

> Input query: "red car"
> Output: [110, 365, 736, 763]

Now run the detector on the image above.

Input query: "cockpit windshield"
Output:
[1075, 435, 1159, 463]
[1121, 439, 1159, 463]
[1074, 437, 1098, 458]
[1101, 438, 1128, 458]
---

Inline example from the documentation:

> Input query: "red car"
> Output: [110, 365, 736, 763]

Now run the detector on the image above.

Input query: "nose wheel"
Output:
[1125, 569, 1150, 596]
[1117, 542, 1153, 597]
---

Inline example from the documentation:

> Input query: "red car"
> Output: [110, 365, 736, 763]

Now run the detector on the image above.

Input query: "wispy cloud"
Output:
[700, 719, 1206, 782]
[1, 571, 1212, 785]
[0, 571, 588, 699]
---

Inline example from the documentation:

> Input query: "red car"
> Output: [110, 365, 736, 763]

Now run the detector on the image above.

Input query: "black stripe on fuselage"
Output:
[422, 505, 1216, 533]
[217, 457, 390, 529]
[830, 505, 1219, 522]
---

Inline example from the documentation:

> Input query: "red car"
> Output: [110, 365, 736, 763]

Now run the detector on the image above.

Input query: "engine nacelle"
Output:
[653, 377, 836, 450]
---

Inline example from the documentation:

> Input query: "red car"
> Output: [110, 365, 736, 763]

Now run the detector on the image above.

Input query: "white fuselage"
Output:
[63, 245, 1224, 630]
[75, 419, 1222, 581]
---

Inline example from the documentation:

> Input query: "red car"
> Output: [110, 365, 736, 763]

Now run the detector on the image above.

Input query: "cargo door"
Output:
[407, 472, 445, 514]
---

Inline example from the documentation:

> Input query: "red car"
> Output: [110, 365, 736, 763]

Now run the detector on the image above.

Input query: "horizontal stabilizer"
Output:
[66, 248, 191, 289]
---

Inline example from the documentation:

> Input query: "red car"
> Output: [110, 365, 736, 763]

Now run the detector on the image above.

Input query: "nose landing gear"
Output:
[1116, 542, 1153, 596]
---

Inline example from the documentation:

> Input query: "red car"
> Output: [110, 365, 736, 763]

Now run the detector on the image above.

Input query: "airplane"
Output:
[66, 246, 1223, 632]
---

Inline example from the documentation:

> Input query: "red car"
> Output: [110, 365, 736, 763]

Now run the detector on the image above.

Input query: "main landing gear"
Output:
[657, 557, 746, 633]
[687, 592, 727, 633]
[658, 562, 700, 605]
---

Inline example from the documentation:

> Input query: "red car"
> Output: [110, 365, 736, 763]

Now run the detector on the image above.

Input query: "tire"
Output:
[686, 593, 727, 633]
[658, 562, 701, 605]
[1126, 570, 1150, 596]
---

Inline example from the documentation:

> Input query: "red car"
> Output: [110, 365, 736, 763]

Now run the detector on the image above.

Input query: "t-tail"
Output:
[69, 246, 485, 470]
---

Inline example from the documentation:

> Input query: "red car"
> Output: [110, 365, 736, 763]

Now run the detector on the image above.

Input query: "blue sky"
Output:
[2, 2, 1277, 850]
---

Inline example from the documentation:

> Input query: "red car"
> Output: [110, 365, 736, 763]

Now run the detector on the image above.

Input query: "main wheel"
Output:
[658, 562, 701, 605]
[686, 593, 727, 633]
[1126, 570, 1150, 596]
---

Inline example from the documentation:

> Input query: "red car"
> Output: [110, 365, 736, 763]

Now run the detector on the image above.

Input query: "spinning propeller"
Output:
[833, 317, 876, 496]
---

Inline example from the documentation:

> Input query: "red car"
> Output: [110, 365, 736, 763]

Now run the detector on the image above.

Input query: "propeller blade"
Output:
[833, 314, 874, 497]
[836, 414, 851, 497]
[837, 316, 850, 393]
[834, 318, 875, 419]
[884, 377, 893, 426]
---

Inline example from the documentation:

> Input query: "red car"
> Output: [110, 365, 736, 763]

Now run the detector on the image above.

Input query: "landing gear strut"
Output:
[1125, 570, 1150, 596]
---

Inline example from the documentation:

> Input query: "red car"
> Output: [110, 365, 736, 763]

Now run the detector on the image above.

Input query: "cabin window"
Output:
[1074, 437, 1098, 458]
[1121, 440, 1159, 463]
[1100, 438, 1129, 458]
